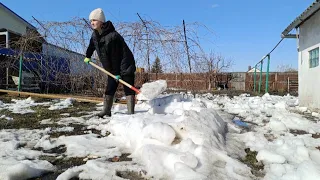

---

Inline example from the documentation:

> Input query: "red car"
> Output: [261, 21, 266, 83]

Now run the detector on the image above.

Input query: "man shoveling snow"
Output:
[84, 8, 167, 117]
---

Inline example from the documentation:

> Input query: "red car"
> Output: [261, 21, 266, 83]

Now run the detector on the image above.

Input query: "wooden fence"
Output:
[135, 72, 298, 93]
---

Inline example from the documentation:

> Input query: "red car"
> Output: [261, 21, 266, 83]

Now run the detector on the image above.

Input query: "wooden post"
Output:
[275, 73, 278, 90]
[176, 73, 178, 88]
[273, 82, 275, 90]
[287, 77, 290, 93]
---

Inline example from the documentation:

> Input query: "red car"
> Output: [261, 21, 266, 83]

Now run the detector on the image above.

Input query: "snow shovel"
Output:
[88, 61, 140, 94]
[88, 61, 167, 100]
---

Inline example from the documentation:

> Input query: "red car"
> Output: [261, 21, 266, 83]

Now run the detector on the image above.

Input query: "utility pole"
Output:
[183, 20, 191, 73]
[137, 13, 150, 73]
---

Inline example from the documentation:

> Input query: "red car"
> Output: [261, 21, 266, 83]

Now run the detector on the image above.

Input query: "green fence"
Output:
[253, 54, 271, 93]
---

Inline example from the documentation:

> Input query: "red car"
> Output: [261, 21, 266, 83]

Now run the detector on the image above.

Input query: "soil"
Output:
[240, 148, 265, 178]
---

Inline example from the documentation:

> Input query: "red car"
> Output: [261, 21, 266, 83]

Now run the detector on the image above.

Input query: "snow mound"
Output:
[137, 80, 167, 100]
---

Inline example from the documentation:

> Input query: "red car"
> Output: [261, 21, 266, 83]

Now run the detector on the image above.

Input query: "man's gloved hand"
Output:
[84, 58, 91, 64]
[115, 75, 121, 81]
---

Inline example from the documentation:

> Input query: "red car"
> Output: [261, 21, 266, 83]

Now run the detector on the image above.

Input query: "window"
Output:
[309, 47, 319, 68]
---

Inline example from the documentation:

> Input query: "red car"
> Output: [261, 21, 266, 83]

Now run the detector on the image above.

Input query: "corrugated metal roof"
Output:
[281, 0, 320, 37]
[0, 2, 37, 30]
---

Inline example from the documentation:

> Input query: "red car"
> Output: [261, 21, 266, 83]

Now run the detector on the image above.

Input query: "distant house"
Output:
[282, 0, 320, 110]
[246, 66, 261, 73]
[247, 68, 261, 73]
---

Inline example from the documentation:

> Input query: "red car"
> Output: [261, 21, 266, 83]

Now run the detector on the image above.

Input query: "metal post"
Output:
[259, 61, 263, 93]
[265, 55, 270, 93]
[6, 68, 9, 89]
[46, 57, 49, 94]
[5, 31, 9, 48]
[254, 65, 257, 92]
[18, 55, 23, 92]
[5, 31, 9, 89]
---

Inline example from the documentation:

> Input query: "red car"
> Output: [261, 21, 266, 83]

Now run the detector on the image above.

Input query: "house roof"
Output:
[281, 0, 320, 37]
[43, 42, 86, 57]
[0, 2, 37, 30]
[247, 68, 261, 73]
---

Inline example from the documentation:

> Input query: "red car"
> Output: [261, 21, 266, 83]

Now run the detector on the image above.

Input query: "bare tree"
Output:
[30, 17, 215, 73]
[1, 16, 229, 96]
[199, 51, 233, 90]
[276, 64, 297, 72]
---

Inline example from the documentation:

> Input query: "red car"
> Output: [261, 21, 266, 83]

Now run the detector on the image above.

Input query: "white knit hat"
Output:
[89, 8, 106, 22]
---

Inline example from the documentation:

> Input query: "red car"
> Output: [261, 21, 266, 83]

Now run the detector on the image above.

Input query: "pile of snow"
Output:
[53, 94, 253, 180]
[241, 132, 320, 179]
[34, 134, 121, 158]
[0, 114, 13, 121]
[0, 92, 253, 179]
[3, 97, 41, 114]
[0, 129, 56, 179]
[0, 97, 73, 115]
[200, 93, 320, 180]
[137, 80, 167, 100]
[49, 98, 74, 110]
[202, 93, 320, 133]
[2, 90, 320, 180]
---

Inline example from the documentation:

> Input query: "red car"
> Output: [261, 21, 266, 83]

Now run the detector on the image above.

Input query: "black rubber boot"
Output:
[126, 95, 135, 114]
[98, 95, 113, 118]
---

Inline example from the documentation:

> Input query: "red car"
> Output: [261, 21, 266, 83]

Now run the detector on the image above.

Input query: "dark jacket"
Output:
[86, 21, 136, 76]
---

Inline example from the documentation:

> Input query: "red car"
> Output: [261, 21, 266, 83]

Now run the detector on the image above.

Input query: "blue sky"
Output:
[1, 0, 315, 71]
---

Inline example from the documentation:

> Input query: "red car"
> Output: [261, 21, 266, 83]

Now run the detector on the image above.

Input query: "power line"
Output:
[255, 37, 284, 66]
[268, 38, 284, 55]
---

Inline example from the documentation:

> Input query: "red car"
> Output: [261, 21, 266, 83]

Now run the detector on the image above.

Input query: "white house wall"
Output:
[298, 10, 320, 110]
[42, 43, 91, 75]
[0, 8, 26, 35]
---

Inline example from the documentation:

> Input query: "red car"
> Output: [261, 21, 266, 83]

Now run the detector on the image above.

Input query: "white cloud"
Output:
[212, 4, 219, 8]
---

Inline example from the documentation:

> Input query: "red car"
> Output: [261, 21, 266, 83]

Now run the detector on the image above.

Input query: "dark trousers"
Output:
[105, 75, 135, 96]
